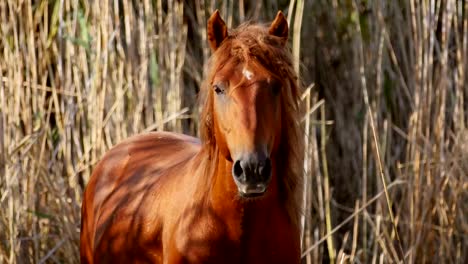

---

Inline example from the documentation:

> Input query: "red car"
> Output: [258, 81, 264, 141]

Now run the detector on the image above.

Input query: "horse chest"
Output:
[238, 206, 301, 263]
[169, 204, 300, 263]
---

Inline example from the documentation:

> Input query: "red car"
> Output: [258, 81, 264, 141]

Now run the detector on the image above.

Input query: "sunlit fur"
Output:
[200, 23, 304, 227]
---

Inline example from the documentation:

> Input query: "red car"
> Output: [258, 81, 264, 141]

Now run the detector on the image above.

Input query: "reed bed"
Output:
[0, 0, 466, 263]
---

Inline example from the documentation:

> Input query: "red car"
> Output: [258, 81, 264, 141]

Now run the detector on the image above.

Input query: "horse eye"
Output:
[271, 81, 281, 95]
[213, 84, 225, 95]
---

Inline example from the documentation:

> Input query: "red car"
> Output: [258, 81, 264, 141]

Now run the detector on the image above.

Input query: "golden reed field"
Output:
[0, 0, 466, 263]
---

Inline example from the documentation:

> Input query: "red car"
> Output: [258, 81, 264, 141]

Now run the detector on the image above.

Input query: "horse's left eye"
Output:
[213, 84, 225, 95]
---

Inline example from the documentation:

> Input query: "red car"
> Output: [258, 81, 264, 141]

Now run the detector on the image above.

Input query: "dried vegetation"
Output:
[0, 0, 466, 263]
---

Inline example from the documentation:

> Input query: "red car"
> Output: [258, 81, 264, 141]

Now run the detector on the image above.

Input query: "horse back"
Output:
[80, 132, 200, 263]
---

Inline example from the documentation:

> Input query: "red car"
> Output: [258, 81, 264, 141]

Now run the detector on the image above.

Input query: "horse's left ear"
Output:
[269, 11, 288, 45]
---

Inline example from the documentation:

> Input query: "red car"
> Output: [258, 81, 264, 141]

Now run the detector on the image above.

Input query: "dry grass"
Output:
[0, 0, 466, 263]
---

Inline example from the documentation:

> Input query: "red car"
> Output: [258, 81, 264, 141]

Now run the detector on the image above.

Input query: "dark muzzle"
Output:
[232, 152, 272, 197]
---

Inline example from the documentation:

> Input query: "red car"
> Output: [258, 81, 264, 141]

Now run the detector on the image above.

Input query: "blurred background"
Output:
[0, 0, 466, 263]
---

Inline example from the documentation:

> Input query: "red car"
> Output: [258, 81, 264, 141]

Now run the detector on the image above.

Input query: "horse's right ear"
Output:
[207, 10, 228, 51]
[269, 11, 288, 45]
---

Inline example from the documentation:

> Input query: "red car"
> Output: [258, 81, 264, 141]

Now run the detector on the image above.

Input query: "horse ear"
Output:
[207, 10, 228, 51]
[269, 11, 288, 44]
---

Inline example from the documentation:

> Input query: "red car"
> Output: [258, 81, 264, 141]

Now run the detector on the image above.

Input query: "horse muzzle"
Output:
[232, 152, 272, 197]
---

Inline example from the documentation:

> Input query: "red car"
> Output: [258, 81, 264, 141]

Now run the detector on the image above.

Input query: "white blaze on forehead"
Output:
[242, 67, 254, 80]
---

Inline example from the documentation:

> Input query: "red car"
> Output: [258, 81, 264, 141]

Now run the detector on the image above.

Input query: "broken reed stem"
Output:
[320, 103, 335, 263]
[367, 104, 405, 263]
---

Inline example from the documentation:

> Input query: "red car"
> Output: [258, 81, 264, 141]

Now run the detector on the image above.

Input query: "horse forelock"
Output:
[198, 22, 304, 227]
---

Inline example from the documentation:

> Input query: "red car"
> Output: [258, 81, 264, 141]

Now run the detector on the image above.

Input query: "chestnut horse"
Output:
[80, 10, 304, 263]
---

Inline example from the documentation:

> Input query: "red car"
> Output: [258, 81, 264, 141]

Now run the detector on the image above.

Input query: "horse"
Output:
[80, 10, 304, 263]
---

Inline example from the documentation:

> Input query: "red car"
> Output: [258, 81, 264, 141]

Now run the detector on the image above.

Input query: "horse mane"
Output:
[198, 22, 304, 227]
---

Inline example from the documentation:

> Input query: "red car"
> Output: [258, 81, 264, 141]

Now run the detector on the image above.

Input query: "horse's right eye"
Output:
[213, 84, 225, 95]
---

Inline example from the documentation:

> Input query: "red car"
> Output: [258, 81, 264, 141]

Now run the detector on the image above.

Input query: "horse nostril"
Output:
[259, 158, 272, 180]
[233, 160, 243, 179]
